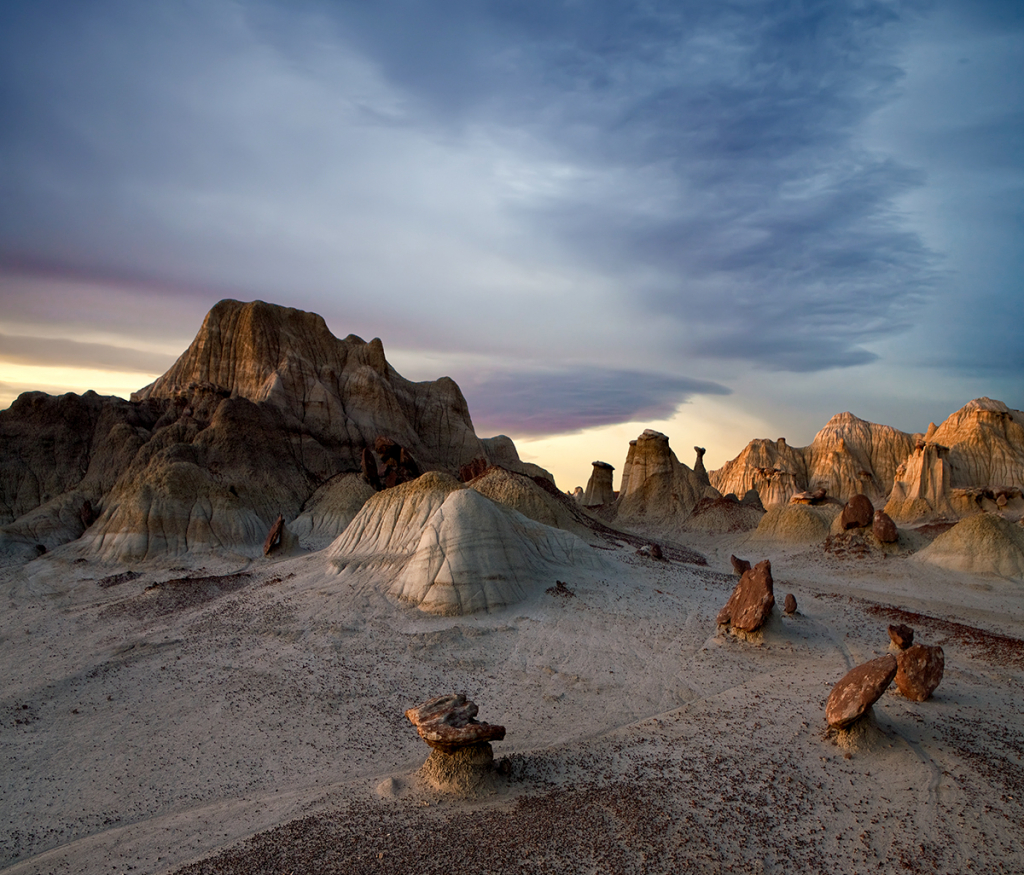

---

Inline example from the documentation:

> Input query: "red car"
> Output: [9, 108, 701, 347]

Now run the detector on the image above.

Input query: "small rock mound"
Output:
[753, 503, 840, 544]
[683, 495, 764, 533]
[914, 513, 1024, 579]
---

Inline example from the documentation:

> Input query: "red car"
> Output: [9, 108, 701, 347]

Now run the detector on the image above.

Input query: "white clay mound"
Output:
[327, 472, 606, 614]
[914, 513, 1024, 580]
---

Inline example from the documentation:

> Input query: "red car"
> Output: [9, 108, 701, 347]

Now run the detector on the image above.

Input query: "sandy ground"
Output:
[1, 528, 1022, 874]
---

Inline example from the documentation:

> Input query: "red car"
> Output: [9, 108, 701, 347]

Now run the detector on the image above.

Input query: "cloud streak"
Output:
[458, 367, 730, 437]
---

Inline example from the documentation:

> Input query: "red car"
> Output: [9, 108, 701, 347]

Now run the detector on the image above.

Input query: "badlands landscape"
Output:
[2, 300, 1023, 874]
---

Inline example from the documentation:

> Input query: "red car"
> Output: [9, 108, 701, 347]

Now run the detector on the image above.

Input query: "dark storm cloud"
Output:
[0, 0, 1020, 412]
[457, 367, 730, 437]
[279, 0, 944, 370]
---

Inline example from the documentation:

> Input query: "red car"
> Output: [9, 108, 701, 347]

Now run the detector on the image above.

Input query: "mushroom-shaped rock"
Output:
[784, 593, 797, 614]
[872, 509, 899, 544]
[693, 446, 710, 486]
[888, 624, 914, 650]
[826, 654, 897, 729]
[583, 461, 615, 507]
[717, 559, 775, 633]
[405, 693, 506, 754]
[895, 644, 944, 701]
[841, 493, 875, 530]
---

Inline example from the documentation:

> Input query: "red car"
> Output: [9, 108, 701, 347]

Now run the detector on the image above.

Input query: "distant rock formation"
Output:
[0, 300, 549, 563]
[612, 430, 720, 534]
[326, 472, 607, 615]
[752, 503, 840, 544]
[583, 461, 615, 507]
[885, 441, 956, 524]
[711, 413, 915, 508]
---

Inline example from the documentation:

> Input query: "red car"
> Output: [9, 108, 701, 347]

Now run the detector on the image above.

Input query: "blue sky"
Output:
[1, 0, 1021, 488]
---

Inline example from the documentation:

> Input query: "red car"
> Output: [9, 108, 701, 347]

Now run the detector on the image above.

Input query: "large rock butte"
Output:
[0, 300, 548, 563]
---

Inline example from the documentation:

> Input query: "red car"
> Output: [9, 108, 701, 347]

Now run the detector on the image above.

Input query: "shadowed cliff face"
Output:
[0, 299, 540, 564]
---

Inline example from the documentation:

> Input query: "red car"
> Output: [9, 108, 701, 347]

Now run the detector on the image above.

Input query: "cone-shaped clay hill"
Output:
[326, 472, 608, 614]
[0, 300, 546, 563]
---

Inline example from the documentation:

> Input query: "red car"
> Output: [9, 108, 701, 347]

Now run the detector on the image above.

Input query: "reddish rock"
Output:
[791, 488, 828, 505]
[784, 593, 797, 614]
[841, 493, 875, 530]
[263, 514, 284, 555]
[405, 693, 506, 753]
[717, 559, 775, 632]
[459, 457, 489, 483]
[872, 509, 899, 543]
[730, 554, 751, 576]
[826, 654, 897, 729]
[888, 623, 914, 649]
[895, 644, 944, 701]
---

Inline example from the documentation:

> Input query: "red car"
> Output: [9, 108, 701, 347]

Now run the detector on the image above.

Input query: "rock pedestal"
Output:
[405, 693, 506, 753]
[826, 655, 897, 729]
[583, 461, 615, 507]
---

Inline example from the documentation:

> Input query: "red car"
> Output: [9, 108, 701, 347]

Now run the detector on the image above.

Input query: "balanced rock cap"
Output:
[826, 654, 897, 729]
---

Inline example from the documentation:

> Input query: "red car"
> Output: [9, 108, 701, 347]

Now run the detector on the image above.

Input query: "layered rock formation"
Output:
[326, 473, 607, 615]
[913, 513, 1024, 579]
[583, 461, 615, 507]
[0, 300, 547, 563]
[611, 430, 720, 534]
[711, 413, 915, 508]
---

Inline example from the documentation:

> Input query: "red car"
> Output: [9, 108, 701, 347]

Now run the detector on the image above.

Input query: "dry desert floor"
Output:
[1, 530, 1022, 874]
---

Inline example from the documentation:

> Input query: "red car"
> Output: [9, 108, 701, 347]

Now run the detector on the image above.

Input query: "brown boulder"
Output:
[730, 554, 752, 576]
[841, 493, 875, 530]
[895, 644, 944, 701]
[405, 693, 506, 754]
[826, 654, 897, 729]
[872, 509, 899, 543]
[888, 623, 914, 649]
[784, 593, 797, 614]
[716, 559, 775, 632]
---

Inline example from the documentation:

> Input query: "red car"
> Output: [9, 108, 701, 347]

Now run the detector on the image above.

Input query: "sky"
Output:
[1, 0, 1021, 491]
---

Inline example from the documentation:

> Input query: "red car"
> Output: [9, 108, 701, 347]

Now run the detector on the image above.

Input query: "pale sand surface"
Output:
[1, 533, 1022, 874]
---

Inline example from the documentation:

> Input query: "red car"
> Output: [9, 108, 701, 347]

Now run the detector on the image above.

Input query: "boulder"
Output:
[872, 509, 899, 544]
[825, 654, 897, 729]
[730, 554, 751, 576]
[888, 624, 914, 650]
[716, 559, 775, 633]
[405, 693, 505, 753]
[784, 593, 797, 614]
[895, 644, 944, 701]
[263, 514, 285, 555]
[841, 493, 875, 530]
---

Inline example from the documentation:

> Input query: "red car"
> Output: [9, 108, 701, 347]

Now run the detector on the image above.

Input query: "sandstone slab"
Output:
[826, 654, 897, 729]
[717, 559, 775, 633]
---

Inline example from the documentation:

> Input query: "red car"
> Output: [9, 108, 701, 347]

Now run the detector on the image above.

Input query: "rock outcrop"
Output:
[885, 441, 956, 524]
[716, 559, 775, 633]
[888, 624, 914, 650]
[0, 300, 548, 563]
[826, 655, 898, 729]
[612, 430, 720, 534]
[711, 413, 915, 508]
[326, 473, 608, 615]
[583, 461, 615, 507]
